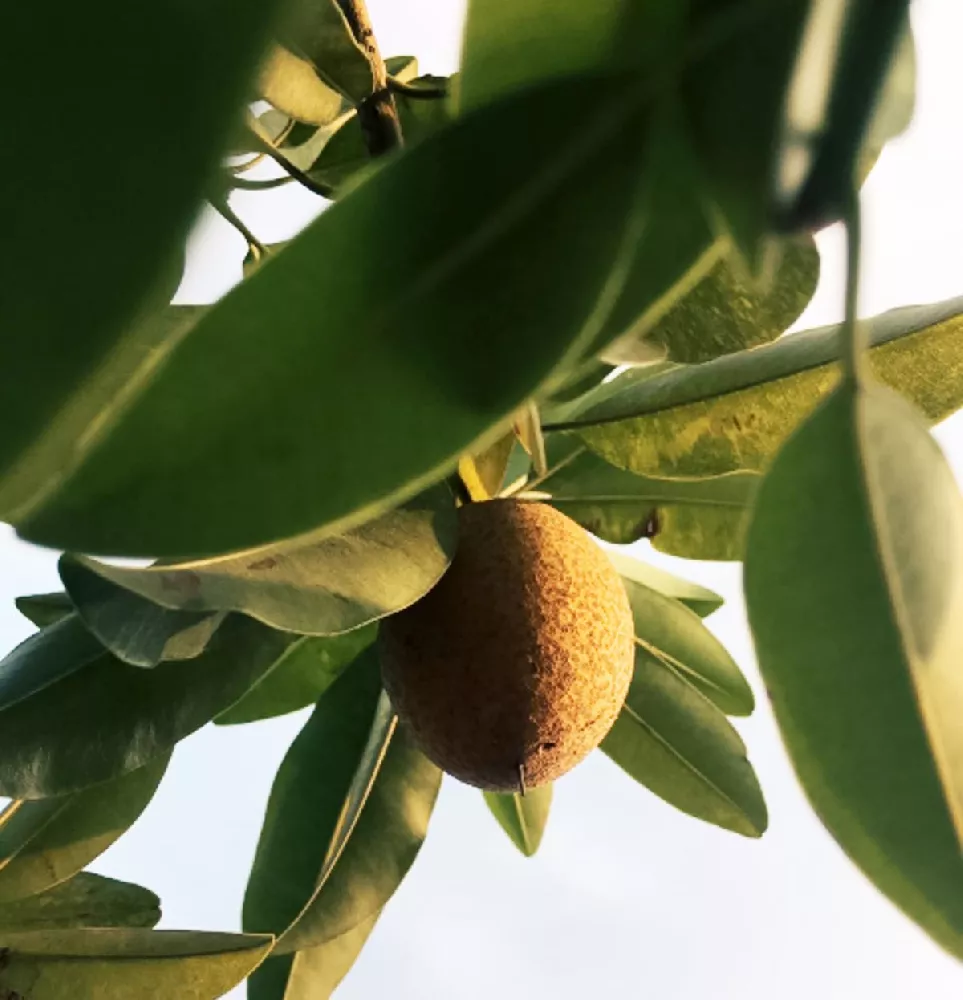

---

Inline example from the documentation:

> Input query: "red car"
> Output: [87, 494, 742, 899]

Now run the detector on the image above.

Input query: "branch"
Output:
[335, 0, 403, 156]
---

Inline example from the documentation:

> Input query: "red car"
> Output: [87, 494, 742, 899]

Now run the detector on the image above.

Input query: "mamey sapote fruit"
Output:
[379, 499, 635, 791]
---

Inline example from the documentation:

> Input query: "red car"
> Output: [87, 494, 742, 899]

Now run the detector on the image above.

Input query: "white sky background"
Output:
[2, 1, 963, 997]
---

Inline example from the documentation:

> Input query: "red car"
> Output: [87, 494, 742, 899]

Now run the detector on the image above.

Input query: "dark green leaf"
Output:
[586, 109, 719, 363]
[15, 594, 75, 629]
[557, 297, 963, 479]
[0, 306, 203, 537]
[0, 616, 105, 712]
[604, 237, 819, 365]
[0, 929, 273, 999]
[0, 874, 160, 931]
[215, 626, 375, 726]
[11, 78, 652, 559]
[602, 646, 767, 837]
[775, 3, 911, 232]
[538, 437, 759, 558]
[622, 583, 753, 717]
[0, 757, 168, 902]
[483, 786, 552, 857]
[683, 0, 808, 263]
[457, 0, 685, 112]
[605, 550, 723, 618]
[1, 0, 284, 486]
[275, 0, 372, 104]
[60, 485, 456, 643]
[745, 379, 963, 958]
[245, 649, 440, 997]
[0, 616, 293, 798]
[256, 45, 346, 125]
[858, 21, 916, 181]
[59, 557, 224, 667]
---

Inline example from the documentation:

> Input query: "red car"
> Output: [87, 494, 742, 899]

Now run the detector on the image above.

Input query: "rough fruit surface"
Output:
[378, 499, 635, 791]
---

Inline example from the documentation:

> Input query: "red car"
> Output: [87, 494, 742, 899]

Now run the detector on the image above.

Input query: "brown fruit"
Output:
[379, 499, 635, 791]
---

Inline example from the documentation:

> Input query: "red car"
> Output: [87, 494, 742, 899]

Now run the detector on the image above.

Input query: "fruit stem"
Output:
[335, 0, 404, 156]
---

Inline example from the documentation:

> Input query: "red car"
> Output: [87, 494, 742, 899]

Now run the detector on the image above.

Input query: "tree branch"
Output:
[335, 0, 403, 156]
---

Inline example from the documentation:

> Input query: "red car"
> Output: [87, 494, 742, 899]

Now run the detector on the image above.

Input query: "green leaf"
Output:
[0, 874, 160, 932]
[558, 297, 963, 479]
[538, 436, 759, 558]
[544, 359, 618, 405]
[15, 594, 75, 629]
[0, 757, 168, 902]
[858, 21, 916, 181]
[256, 45, 346, 126]
[683, 0, 808, 263]
[457, 0, 685, 112]
[604, 238, 819, 366]
[602, 646, 767, 837]
[0, 615, 293, 798]
[604, 550, 723, 618]
[459, 433, 517, 502]
[275, 0, 373, 104]
[0, 929, 273, 1000]
[244, 649, 440, 998]
[483, 786, 552, 857]
[585, 108, 720, 363]
[60, 485, 456, 645]
[744, 379, 963, 958]
[10, 77, 653, 559]
[0, 616, 105, 710]
[775, 2, 911, 232]
[58, 558, 225, 667]
[623, 584, 753, 717]
[249, 912, 380, 1000]
[1, 0, 284, 486]
[215, 626, 375, 726]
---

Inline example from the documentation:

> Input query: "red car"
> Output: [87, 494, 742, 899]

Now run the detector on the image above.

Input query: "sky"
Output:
[2, 1, 963, 997]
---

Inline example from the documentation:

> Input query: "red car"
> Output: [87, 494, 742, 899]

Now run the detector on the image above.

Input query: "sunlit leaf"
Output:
[0, 929, 273, 1000]
[558, 298, 963, 479]
[603, 237, 819, 365]
[0, 874, 160, 931]
[0, 758, 168, 902]
[483, 786, 552, 857]
[539, 436, 758, 558]
[745, 379, 963, 958]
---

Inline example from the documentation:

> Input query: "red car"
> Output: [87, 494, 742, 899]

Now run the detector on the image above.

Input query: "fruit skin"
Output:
[379, 499, 635, 791]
